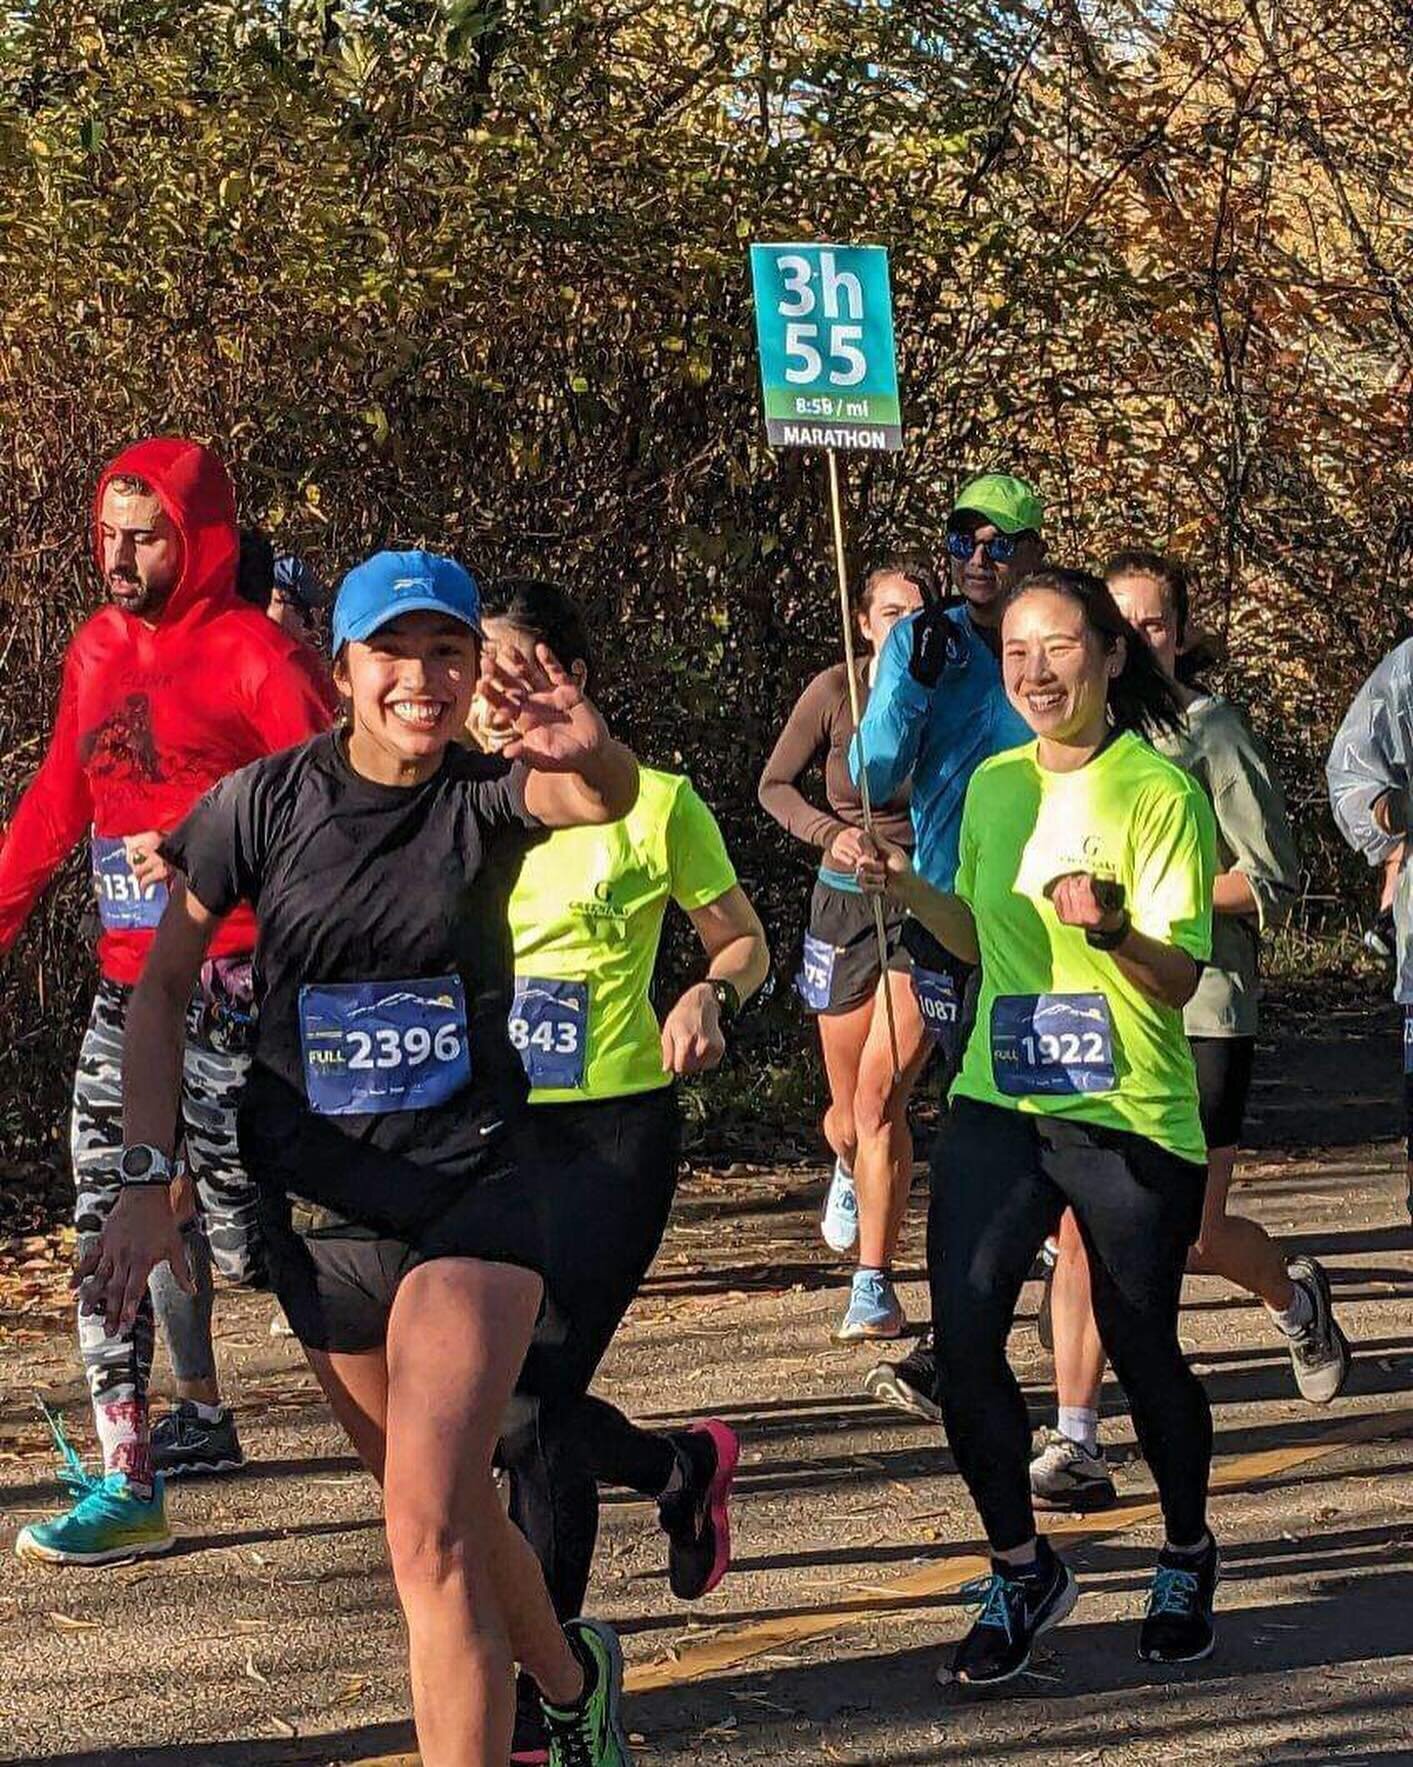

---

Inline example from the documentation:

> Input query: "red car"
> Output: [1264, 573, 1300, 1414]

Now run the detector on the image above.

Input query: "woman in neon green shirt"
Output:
[469, 581, 770, 1766]
[858, 567, 1221, 1686]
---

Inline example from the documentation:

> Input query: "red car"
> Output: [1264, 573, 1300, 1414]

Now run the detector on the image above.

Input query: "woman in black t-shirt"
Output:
[78, 552, 641, 1767]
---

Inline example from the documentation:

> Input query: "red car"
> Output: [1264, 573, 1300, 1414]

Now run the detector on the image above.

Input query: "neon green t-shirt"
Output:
[950, 731, 1216, 1163]
[508, 766, 738, 1104]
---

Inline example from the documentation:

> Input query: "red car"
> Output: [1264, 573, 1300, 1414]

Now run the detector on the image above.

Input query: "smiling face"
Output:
[1002, 587, 1122, 752]
[98, 482, 183, 619]
[337, 609, 479, 783]
[1109, 569, 1180, 679]
[857, 571, 925, 652]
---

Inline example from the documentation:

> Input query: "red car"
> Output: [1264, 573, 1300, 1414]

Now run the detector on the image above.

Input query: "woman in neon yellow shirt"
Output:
[858, 567, 1220, 1686]
[469, 581, 770, 1766]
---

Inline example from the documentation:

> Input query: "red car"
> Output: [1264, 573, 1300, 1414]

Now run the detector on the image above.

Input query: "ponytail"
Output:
[1007, 568, 1185, 743]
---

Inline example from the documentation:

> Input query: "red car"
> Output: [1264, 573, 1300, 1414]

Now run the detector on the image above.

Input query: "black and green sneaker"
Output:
[540, 1618, 632, 1766]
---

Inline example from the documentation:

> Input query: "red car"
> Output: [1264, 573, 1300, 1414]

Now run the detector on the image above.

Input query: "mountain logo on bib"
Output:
[346, 989, 455, 1017]
[1033, 1000, 1108, 1028]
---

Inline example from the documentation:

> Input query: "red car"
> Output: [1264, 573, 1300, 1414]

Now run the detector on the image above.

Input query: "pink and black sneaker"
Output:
[659, 1418, 739, 1600]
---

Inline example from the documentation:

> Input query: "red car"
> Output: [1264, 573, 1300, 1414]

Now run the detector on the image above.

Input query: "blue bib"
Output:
[1404, 1009, 1413, 1076]
[510, 978, 589, 1089]
[991, 993, 1116, 1097]
[298, 976, 470, 1116]
[91, 835, 168, 931]
[913, 967, 961, 1061]
[796, 934, 837, 1012]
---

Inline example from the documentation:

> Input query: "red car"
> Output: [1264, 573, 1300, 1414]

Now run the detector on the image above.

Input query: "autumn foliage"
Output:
[1, 0, 1410, 1162]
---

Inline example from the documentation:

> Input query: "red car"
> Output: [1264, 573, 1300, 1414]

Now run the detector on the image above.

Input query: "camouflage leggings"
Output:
[73, 972, 260, 1413]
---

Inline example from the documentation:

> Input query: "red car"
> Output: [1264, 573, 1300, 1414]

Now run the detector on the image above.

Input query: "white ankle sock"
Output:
[1267, 1282, 1314, 1338]
[1058, 1407, 1099, 1454]
[189, 1400, 226, 1424]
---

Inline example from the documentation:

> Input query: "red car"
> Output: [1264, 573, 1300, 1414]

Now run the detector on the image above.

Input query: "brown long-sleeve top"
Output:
[758, 662, 914, 857]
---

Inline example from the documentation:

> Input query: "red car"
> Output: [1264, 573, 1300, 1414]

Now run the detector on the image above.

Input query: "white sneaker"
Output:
[1029, 1429, 1117, 1511]
[821, 1159, 858, 1254]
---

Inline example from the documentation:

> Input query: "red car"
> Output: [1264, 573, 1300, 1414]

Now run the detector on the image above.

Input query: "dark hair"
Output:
[235, 527, 275, 608]
[483, 578, 593, 676]
[859, 551, 943, 613]
[1103, 548, 1221, 685]
[1005, 567, 1185, 742]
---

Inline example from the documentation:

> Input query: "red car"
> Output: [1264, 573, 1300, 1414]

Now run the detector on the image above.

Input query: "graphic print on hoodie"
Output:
[0, 437, 335, 984]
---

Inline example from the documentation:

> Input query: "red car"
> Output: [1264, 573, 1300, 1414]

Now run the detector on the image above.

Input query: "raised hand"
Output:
[476, 641, 609, 774]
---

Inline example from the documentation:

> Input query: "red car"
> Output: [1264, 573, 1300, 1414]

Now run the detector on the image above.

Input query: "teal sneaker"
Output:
[541, 1618, 632, 1766]
[15, 1401, 174, 1567]
[16, 1472, 175, 1566]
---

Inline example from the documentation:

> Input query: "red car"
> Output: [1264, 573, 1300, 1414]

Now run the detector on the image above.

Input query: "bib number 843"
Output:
[508, 1018, 578, 1056]
[347, 1024, 462, 1069]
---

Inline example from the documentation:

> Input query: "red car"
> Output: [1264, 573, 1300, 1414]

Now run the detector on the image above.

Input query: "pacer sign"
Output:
[749, 243, 902, 452]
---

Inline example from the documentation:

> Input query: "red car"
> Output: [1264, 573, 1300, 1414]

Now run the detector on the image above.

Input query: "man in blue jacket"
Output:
[851, 471, 1043, 1411]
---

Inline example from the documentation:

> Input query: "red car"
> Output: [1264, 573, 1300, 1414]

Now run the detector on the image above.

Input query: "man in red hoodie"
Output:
[4, 438, 332, 1566]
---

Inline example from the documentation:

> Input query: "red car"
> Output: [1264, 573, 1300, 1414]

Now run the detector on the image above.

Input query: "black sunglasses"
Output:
[945, 528, 1021, 564]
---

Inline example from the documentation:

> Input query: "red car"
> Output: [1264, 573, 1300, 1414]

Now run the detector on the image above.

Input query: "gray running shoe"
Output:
[150, 1401, 245, 1477]
[1029, 1428, 1117, 1511]
[1284, 1256, 1351, 1404]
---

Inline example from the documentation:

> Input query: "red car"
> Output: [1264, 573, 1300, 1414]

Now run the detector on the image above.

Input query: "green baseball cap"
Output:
[950, 473, 1045, 536]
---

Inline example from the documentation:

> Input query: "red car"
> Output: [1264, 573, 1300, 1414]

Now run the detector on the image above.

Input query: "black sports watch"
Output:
[119, 1145, 175, 1186]
[706, 978, 741, 1024]
[1085, 910, 1132, 952]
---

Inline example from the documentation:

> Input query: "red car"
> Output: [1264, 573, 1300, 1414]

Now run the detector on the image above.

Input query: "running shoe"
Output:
[1036, 1242, 1057, 1352]
[150, 1401, 245, 1477]
[1138, 1534, 1219, 1663]
[512, 1670, 550, 1765]
[1284, 1255, 1351, 1404]
[944, 1538, 1078, 1687]
[16, 1473, 174, 1566]
[541, 1618, 632, 1766]
[833, 1269, 906, 1342]
[1029, 1428, 1117, 1512]
[820, 1158, 859, 1254]
[863, 1331, 942, 1423]
[659, 1419, 739, 1599]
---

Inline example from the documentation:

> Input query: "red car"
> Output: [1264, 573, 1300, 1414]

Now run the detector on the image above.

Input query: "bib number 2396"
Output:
[509, 978, 589, 1089]
[991, 993, 1115, 1097]
[298, 976, 470, 1116]
[91, 835, 168, 931]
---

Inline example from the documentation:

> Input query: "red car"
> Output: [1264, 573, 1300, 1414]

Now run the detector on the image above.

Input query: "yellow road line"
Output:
[625, 1405, 1413, 1693]
[346, 1405, 1413, 1760]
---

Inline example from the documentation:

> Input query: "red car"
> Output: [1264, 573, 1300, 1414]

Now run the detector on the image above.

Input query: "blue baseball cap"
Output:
[332, 550, 483, 652]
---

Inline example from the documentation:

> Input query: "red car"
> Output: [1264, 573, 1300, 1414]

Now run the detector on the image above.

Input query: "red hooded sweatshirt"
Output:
[0, 437, 334, 984]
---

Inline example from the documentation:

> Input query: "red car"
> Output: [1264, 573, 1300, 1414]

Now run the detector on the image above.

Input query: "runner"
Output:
[236, 529, 326, 648]
[1032, 553, 1348, 1512]
[79, 551, 641, 1767]
[858, 567, 1222, 1679]
[758, 555, 931, 1340]
[1328, 635, 1413, 1225]
[851, 475, 1039, 1413]
[5, 438, 332, 1564]
[471, 579, 769, 1764]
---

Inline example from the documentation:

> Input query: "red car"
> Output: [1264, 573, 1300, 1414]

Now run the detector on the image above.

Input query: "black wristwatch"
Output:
[1085, 910, 1132, 952]
[706, 978, 741, 1024]
[119, 1144, 175, 1186]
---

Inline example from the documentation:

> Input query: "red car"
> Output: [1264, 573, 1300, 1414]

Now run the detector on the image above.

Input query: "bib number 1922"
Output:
[991, 993, 1116, 1097]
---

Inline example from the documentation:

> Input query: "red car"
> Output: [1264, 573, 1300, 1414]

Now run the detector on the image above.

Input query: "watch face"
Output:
[120, 1146, 156, 1180]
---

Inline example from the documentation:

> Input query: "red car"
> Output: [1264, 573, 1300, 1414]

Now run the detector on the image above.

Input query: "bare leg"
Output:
[1051, 1208, 1106, 1413]
[853, 972, 930, 1271]
[817, 998, 872, 1175]
[376, 1259, 581, 1767]
[1185, 1146, 1294, 1309]
[304, 1342, 389, 1483]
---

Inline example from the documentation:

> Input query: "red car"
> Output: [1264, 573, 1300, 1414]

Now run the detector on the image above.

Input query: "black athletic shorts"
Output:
[1188, 1035, 1256, 1151]
[797, 874, 911, 1017]
[259, 1137, 547, 1354]
[901, 917, 978, 1077]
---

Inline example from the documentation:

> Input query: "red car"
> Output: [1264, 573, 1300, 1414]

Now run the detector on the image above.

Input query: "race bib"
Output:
[991, 993, 1116, 1097]
[796, 934, 837, 1012]
[1404, 1009, 1413, 1076]
[298, 976, 470, 1116]
[913, 967, 961, 1060]
[509, 978, 589, 1089]
[91, 835, 168, 931]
